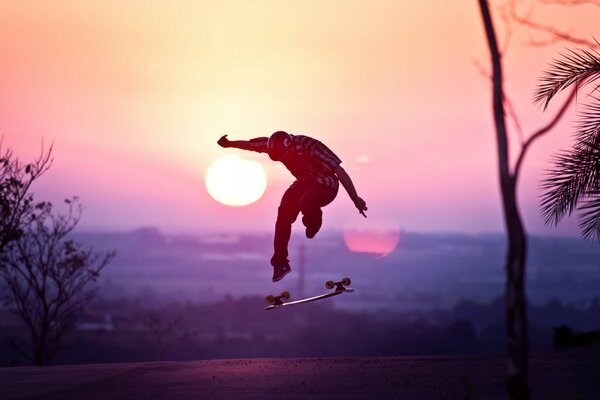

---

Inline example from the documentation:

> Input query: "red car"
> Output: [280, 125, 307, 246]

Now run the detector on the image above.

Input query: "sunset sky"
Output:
[1, 1, 598, 236]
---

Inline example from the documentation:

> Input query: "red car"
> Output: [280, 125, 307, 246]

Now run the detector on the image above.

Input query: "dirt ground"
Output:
[2, 349, 599, 400]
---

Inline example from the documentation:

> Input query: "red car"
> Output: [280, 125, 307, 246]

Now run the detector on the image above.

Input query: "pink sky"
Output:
[1, 1, 598, 236]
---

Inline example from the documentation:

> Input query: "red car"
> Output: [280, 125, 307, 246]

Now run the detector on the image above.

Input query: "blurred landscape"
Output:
[2, 228, 600, 366]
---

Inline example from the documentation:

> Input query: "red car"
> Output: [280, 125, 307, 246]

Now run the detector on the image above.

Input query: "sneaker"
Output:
[305, 225, 319, 239]
[303, 215, 321, 239]
[271, 258, 291, 282]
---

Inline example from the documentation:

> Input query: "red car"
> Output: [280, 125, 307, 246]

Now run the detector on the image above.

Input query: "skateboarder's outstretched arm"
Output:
[335, 166, 368, 218]
[217, 135, 268, 153]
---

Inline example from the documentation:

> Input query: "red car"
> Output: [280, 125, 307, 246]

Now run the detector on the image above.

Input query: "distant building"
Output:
[77, 313, 114, 332]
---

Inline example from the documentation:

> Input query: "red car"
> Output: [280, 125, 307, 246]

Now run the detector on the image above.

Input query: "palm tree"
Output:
[478, 3, 590, 398]
[536, 47, 600, 241]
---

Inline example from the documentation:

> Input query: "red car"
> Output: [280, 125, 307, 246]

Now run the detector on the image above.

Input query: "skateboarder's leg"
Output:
[272, 182, 302, 264]
[299, 184, 338, 239]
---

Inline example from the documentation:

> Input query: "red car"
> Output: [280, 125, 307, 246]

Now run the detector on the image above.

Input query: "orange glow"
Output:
[0, 2, 596, 234]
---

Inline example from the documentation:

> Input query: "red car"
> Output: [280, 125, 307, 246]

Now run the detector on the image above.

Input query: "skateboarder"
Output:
[217, 131, 367, 282]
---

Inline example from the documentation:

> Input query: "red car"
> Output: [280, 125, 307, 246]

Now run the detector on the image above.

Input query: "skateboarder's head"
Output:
[267, 131, 292, 161]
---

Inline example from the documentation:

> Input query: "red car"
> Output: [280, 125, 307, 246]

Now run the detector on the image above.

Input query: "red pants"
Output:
[272, 180, 338, 261]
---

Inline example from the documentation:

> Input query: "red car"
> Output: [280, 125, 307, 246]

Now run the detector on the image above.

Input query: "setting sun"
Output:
[205, 155, 267, 206]
[343, 219, 400, 257]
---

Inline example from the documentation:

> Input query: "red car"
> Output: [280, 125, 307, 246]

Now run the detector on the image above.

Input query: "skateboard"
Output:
[265, 277, 354, 311]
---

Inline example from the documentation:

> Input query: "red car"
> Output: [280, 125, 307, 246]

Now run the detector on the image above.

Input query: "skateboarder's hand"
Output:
[217, 135, 231, 148]
[353, 196, 367, 218]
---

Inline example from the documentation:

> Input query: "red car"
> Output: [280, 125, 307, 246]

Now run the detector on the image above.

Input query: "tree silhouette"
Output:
[0, 141, 52, 251]
[535, 48, 600, 241]
[144, 308, 195, 361]
[478, 1, 582, 399]
[0, 198, 115, 365]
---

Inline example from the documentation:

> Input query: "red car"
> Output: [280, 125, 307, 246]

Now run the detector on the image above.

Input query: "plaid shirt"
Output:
[248, 135, 341, 189]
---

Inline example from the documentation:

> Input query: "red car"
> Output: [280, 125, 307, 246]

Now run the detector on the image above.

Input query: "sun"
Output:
[205, 155, 267, 206]
[343, 219, 400, 258]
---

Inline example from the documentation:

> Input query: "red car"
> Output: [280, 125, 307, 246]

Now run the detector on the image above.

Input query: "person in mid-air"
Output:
[217, 131, 367, 282]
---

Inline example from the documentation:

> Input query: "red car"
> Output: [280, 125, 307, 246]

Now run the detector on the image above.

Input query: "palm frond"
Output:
[540, 151, 591, 225]
[540, 140, 600, 227]
[573, 102, 600, 188]
[575, 98, 600, 150]
[534, 48, 600, 110]
[578, 191, 600, 242]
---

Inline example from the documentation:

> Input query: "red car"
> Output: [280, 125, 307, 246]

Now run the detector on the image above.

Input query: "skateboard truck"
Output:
[325, 277, 352, 292]
[264, 291, 290, 307]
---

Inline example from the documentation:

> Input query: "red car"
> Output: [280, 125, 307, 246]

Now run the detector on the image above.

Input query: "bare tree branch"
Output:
[514, 85, 579, 182]
[0, 197, 115, 365]
[473, 58, 526, 143]
[144, 308, 195, 361]
[0, 140, 53, 251]
[505, 96, 526, 146]
[539, 0, 600, 7]
[507, 1, 600, 48]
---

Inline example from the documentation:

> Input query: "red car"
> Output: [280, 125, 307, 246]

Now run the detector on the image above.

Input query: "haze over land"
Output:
[79, 228, 600, 310]
[2, 228, 599, 367]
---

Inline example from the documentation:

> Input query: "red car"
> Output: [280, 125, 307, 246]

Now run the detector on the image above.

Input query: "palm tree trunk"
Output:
[479, 1, 530, 398]
[504, 183, 529, 399]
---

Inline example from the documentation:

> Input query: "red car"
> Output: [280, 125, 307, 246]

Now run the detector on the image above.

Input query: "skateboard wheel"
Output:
[325, 281, 335, 289]
[265, 295, 274, 304]
[281, 291, 290, 300]
[342, 277, 351, 286]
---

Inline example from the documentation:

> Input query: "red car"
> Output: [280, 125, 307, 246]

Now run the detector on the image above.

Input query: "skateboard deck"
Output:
[265, 278, 354, 311]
